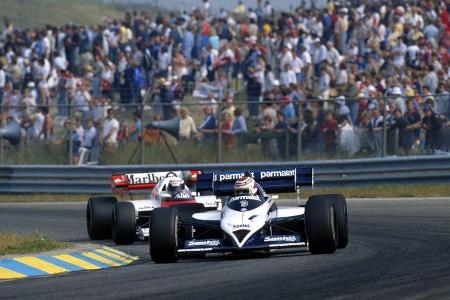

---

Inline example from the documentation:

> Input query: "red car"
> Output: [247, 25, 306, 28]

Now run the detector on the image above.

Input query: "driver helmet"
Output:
[167, 177, 185, 194]
[235, 176, 257, 195]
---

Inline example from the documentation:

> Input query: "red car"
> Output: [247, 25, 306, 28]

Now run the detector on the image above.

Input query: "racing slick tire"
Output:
[171, 203, 206, 239]
[328, 194, 348, 248]
[150, 208, 180, 263]
[86, 196, 117, 240]
[308, 194, 348, 249]
[305, 196, 338, 254]
[172, 204, 207, 258]
[112, 202, 136, 245]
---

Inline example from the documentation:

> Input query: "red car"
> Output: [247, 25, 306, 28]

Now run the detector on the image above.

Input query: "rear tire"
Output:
[305, 195, 338, 254]
[150, 208, 179, 263]
[86, 196, 117, 240]
[112, 202, 136, 245]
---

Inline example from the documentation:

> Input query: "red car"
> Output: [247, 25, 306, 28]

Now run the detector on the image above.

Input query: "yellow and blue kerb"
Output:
[0, 246, 139, 280]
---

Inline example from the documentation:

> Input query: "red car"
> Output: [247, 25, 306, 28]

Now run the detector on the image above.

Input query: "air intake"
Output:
[233, 230, 250, 243]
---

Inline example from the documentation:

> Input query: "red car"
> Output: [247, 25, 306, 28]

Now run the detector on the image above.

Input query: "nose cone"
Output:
[220, 208, 265, 248]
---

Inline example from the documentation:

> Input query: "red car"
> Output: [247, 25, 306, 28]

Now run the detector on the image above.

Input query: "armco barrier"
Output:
[0, 155, 449, 193]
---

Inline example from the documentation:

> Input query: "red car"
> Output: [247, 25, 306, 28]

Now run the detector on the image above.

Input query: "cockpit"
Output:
[227, 194, 266, 211]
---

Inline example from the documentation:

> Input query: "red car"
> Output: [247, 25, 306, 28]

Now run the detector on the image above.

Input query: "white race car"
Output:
[149, 167, 348, 263]
[86, 170, 221, 244]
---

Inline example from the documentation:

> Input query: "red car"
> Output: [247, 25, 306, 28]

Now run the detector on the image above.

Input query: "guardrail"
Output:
[0, 155, 449, 193]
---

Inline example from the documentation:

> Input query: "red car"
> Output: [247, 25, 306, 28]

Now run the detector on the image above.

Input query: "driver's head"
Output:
[167, 177, 185, 194]
[235, 176, 257, 195]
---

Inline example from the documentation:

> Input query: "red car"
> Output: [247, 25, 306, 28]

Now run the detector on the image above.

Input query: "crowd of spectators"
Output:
[0, 0, 449, 163]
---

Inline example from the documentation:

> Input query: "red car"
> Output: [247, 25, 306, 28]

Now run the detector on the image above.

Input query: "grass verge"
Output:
[292, 183, 450, 199]
[0, 0, 168, 29]
[0, 231, 70, 256]
[0, 184, 448, 203]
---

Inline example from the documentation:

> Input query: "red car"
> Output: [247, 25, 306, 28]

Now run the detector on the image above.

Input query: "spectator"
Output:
[101, 108, 119, 150]
[198, 105, 216, 141]
[274, 111, 288, 159]
[221, 111, 234, 149]
[0, 63, 5, 111]
[41, 106, 54, 143]
[246, 70, 262, 119]
[320, 111, 338, 156]
[256, 115, 277, 159]
[79, 118, 97, 164]
[368, 104, 384, 157]
[389, 109, 409, 155]
[280, 96, 296, 123]
[338, 115, 359, 156]
[280, 63, 296, 86]
[179, 107, 197, 142]
[231, 107, 247, 144]
[159, 77, 173, 120]
[74, 81, 91, 127]
[421, 105, 443, 153]
[0, 2, 447, 163]
[128, 111, 142, 142]
[403, 99, 422, 155]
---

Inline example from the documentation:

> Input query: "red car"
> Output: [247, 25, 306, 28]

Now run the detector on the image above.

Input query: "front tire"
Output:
[309, 194, 348, 248]
[171, 203, 205, 239]
[149, 208, 179, 263]
[330, 194, 348, 248]
[86, 196, 117, 240]
[112, 202, 136, 245]
[305, 195, 338, 254]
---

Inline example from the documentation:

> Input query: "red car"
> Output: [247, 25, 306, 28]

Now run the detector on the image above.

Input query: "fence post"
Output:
[139, 102, 145, 165]
[395, 128, 399, 155]
[296, 102, 303, 161]
[68, 102, 74, 165]
[382, 101, 387, 157]
[285, 127, 289, 160]
[0, 137, 3, 165]
[217, 102, 222, 163]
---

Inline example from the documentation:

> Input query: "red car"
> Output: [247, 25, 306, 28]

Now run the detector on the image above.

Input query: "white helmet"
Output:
[167, 177, 185, 194]
[235, 176, 257, 195]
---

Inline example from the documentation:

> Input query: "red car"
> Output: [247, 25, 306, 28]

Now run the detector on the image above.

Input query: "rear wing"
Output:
[196, 167, 314, 196]
[111, 170, 201, 193]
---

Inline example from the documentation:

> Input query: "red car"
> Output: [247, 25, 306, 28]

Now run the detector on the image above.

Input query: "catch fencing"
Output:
[1, 94, 450, 165]
[0, 155, 449, 193]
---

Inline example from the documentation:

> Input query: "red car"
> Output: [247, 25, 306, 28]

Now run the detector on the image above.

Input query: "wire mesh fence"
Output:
[0, 89, 448, 165]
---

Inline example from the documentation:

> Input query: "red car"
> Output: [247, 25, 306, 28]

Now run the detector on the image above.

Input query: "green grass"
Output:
[0, 0, 171, 29]
[0, 231, 70, 256]
[0, 184, 448, 203]
[293, 184, 450, 199]
[0, 0, 125, 29]
[3, 139, 370, 165]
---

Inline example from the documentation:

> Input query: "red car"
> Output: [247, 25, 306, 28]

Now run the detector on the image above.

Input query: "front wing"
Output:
[177, 235, 306, 254]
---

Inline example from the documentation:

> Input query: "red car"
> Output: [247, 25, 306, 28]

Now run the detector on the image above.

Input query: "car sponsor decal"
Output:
[186, 240, 221, 247]
[260, 169, 296, 179]
[173, 192, 191, 199]
[264, 235, 299, 243]
[214, 172, 247, 182]
[269, 242, 306, 247]
[212, 169, 298, 183]
[127, 171, 181, 185]
[232, 224, 250, 229]
[229, 195, 260, 202]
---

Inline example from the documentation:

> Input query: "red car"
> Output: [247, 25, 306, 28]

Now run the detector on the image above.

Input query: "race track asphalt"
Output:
[1, 198, 450, 299]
